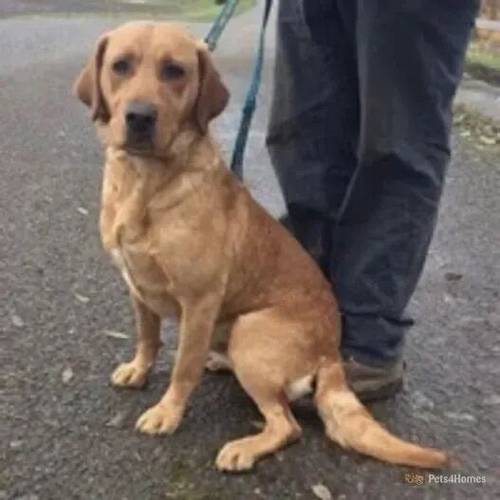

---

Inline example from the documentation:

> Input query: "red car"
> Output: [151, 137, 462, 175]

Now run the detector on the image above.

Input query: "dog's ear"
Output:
[73, 35, 110, 122]
[195, 46, 229, 133]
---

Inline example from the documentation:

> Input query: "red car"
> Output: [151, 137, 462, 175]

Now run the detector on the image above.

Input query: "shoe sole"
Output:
[355, 379, 404, 403]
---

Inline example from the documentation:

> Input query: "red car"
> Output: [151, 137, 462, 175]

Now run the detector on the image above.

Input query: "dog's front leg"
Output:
[111, 295, 162, 389]
[135, 294, 220, 435]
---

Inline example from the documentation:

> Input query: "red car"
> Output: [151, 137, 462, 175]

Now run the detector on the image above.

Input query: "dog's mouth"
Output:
[121, 143, 168, 162]
[124, 145, 153, 155]
[122, 139, 156, 157]
[120, 133, 174, 161]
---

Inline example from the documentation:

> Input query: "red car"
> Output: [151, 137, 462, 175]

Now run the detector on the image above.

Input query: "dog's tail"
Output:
[314, 358, 449, 468]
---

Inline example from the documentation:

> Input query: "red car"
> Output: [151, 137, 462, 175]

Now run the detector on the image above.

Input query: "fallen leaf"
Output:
[103, 329, 129, 340]
[106, 411, 126, 428]
[479, 135, 496, 145]
[444, 411, 476, 423]
[443, 293, 455, 304]
[312, 484, 332, 500]
[10, 440, 23, 450]
[411, 390, 435, 411]
[483, 394, 500, 406]
[77, 207, 89, 215]
[74, 292, 90, 304]
[62, 367, 74, 384]
[11, 314, 24, 327]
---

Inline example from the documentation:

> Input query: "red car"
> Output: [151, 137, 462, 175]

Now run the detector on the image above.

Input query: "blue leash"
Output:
[204, 0, 242, 51]
[205, 0, 273, 179]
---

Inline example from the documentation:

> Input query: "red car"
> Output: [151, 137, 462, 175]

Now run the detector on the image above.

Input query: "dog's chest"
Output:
[100, 165, 176, 316]
[108, 230, 177, 317]
[110, 244, 152, 295]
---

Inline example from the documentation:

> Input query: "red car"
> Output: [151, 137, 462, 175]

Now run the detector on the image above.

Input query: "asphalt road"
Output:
[1, 3, 499, 500]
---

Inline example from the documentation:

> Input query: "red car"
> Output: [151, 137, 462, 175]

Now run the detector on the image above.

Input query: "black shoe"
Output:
[344, 357, 405, 402]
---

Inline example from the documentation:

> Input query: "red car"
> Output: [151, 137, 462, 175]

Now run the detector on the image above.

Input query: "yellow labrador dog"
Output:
[74, 22, 448, 472]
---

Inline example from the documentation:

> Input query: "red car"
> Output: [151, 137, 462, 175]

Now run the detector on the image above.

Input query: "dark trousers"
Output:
[267, 0, 479, 366]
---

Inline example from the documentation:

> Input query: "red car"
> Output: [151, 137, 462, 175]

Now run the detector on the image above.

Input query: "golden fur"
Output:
[74, 22, 449, 471]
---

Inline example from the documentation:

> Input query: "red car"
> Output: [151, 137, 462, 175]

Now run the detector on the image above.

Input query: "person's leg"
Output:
[267, 0, 358, 274]
[332, 0, 480, 367]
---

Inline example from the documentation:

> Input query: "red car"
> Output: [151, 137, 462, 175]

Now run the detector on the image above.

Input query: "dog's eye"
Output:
[112, 59, 130, 75]
[161, 63, 185, 81]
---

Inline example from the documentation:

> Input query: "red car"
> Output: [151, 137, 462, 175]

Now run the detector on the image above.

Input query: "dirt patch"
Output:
[454, 103, 500, 149]
[465, 61, 500, 87]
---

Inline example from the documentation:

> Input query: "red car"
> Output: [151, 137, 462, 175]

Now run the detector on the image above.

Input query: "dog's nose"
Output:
[125, 102, 158, 137]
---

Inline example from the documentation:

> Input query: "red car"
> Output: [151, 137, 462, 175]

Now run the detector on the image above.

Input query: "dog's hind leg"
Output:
[111, 295, 161, 388]
[206, 350, 233, 372]
[215, 310, 303, 472]
[206, 322, 233, 373]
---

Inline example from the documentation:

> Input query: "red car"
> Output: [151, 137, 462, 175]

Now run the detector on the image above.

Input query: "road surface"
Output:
[1, 2, 499, 499]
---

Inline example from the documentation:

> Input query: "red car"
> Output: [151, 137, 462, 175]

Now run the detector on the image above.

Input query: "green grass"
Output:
[466, 42, 500, 86]
[10, 0, 255, 24]
[113, 0, 255, 21]
[468, 44, 500, 71]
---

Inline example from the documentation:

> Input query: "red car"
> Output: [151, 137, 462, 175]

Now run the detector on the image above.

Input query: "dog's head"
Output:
[73, 22, 229, 157]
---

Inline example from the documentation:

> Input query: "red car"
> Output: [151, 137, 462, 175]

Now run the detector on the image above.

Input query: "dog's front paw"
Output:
[111, 362, 148, 388]
[216, 440, 257, 472]
[135, 403, 183, 435]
